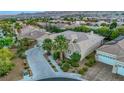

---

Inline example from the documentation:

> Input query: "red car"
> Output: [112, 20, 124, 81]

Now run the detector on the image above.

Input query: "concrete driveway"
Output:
[82, 62, 124, 81]
[25, 47, 84, 81]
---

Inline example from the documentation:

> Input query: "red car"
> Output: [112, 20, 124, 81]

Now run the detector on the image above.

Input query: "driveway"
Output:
[25, 47, 55, 80]
[25, 47, 84, 81]
[82, 62, 124, 81]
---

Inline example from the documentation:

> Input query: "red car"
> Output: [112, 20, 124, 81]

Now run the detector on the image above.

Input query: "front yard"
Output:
[68, 52, 124, 81]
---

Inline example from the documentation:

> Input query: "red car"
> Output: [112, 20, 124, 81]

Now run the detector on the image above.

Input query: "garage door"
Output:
[117, 65, 124, 76]
[97, 55, 116, 65]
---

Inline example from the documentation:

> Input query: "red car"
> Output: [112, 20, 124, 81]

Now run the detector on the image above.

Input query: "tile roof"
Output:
[98, 36, 124, 62]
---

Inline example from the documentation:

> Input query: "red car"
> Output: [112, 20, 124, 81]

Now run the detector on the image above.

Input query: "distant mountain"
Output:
[0, 11, 124, 19]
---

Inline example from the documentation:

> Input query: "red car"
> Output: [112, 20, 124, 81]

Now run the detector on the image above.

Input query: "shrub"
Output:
[85, 58, 96, 67]
[54, 68, 58, 72]
[20, 53, 26, 59]
[72, 70, 76, 73]
[78, 69, 85, 75]
[70, 62, 79, 67]
[0, 59, 15, 77]
[46, 26, 64, 33]
[74, 25, 91, 32]
[70, 52, 81, 62]
[82, 67, 88, 72]
[0, 48, 14, 60]
[96, 27, 110, 38]
[78, 67, 88, 75]
[49, 62, 52, 65]
[61, 62, 70, 72]
[51, 64, 56, 68]
[53, 52, 60, 60]
[58, 62, 63, 66]
[24, 66, 29, 69]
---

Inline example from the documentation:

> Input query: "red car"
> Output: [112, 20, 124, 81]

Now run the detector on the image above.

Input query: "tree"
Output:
[15, 23, 22, 32]
[42, 38, 53, 54]
[46, 25, 64, 33]
[116, 26, 124, 35]
[96, 27, 111, 38]
[109, 20, 117, 29]
[0, 48, 14, 60]
[0, 37, 13, 48]
[53, 35, 68, 60]
[0, 48, 14, 77]
[100, 23, 109, 27]
[74, 25, 91, 32]
[0, 59, 14, 76]
[110, 29, 120, 40]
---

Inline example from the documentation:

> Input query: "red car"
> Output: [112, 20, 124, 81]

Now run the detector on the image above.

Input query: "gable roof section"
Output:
[98, 36, 124, 62]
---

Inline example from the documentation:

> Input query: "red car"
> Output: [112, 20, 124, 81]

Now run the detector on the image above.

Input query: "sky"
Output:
[0, 11, 38, 15]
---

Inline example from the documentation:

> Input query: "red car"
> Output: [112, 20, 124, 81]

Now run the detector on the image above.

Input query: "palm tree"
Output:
[42, 38, 53, 55]
[53, 35, 68, 60]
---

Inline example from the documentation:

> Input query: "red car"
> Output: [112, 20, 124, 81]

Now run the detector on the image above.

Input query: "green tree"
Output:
[15, 23, 22, 32]
[0, 37, 13, 48]
[42, 38, 53, 54]
[0, 48, 14, 60]
[117, 26, 124, 35]
[100, 23, 109, 27]
[46, 25, 64, 33]
[0, 58, 14, 77]
[109, 20, 117, 29]
[110, 29, 120, 40]
[96, 27, 111, 38]
[74, 25, 91, 32]
[53, 35, 68, 60]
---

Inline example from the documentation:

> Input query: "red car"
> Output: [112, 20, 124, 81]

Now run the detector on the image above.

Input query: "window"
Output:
[98, 54, 115, 60]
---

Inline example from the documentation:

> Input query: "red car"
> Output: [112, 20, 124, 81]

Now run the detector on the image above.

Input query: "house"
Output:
[38, 30, 104, 60]
[0, 29, 4, 38]
[96, 36, 124, 76]
[19, 25, 47, 40]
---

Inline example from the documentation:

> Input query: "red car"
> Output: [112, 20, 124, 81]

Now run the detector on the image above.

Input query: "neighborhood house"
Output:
[38, 30, 104, 60]
[96, 36, 124, 76]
